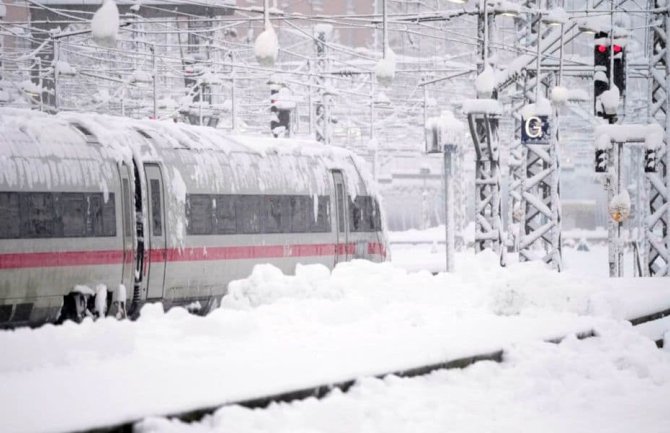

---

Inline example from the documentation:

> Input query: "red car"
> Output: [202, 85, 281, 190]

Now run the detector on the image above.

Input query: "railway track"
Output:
[81, 307, 670, 433]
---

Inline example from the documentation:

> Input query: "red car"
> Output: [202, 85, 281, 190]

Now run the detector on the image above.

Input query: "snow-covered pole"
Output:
[52, 38, 59, 112]
[558, 23, 564, 86]
[444, 142, 457, 272]
[422, 77, 427, 138]
[151, 44, 157, 119]
[483, 0, 488, 65]
[0, 4, 4, 86]
[382, 0, 388, 58]
[231, 51, 237, 130]
[314, 26, 330, 144]
[535, 14, 541, 102]
[308, 60, 313, 136]
[609, 0, 614, 88]
[370, 71, 375, 141]
[199, 85, 203, 126]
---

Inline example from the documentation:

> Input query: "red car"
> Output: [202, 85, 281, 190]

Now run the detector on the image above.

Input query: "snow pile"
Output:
[54, 60, 77, 76]
[130, 69, 153, 83]
[600, 85, 620, 115]
[594, 123, 664, 147]
[567, 88, 588, 101]
[475, 65, 495, 98]
[91, 0, 120, 48]
[2, 246, 670, 432]
[425, 110, 465, 148]
[462, 98, 503, 115]
[375, 48, 396, 88]
[271, 87, 298, 110]
[550, 86, 587, 104]
[492, 0, 521, 17]
[543, 7, 569, 25]
[137, 324, 670, 433]
[550, 85, 568, 103]
[254, 23, 279, 67]
[222, 263, 340, 309]
[521, 97, 552, 117]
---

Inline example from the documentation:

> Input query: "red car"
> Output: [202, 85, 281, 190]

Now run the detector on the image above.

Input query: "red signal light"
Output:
[613, 44, 622, 53]
[597, 45, 607, 53]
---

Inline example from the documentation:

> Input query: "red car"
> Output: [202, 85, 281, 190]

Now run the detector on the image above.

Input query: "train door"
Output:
[144, 163, 166, 299]
[119, 163, 134, 290]
[332, 170, 350, 264]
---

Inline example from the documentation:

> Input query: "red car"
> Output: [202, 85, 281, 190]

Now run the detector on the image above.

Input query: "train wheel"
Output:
[57, 292, 90, 324]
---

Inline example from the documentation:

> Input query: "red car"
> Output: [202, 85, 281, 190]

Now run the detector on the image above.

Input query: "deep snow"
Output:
[1, 242, 669, 433]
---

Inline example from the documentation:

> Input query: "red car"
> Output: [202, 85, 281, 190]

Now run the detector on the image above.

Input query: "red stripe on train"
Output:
[0, 242, 384, 270]
[0, 250, 125, 269]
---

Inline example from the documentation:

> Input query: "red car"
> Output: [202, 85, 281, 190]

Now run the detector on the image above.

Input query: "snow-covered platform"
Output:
[1, 247, 669, 433]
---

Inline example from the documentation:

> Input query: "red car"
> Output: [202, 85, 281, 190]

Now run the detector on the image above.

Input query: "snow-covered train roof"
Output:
[0, 108, 376, 197]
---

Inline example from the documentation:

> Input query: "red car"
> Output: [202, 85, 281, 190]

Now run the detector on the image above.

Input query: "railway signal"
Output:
[594, 32, 626, 118]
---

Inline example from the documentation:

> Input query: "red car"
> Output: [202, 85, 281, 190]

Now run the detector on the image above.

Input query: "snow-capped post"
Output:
[151, 44, 157, 119]
[52, 39, 60, 111]
[426, 111, 465, 272]
[254, 0, 279, 67]
[91, 0, 120, 48]
[0, 3, 4, 86]
[374, 0, 396, 87]
[314, 24, 332, 145]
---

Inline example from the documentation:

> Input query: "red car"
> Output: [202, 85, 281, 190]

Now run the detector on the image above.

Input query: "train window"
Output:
[236, 195, 261, 234]
[122, 179, 132, 236]
[20, 193, 57, 238]
[311, 196, 331, 233]
[349, 196, 377, 232]
[102, 194, 116, 236]
[289, 196, 309, 233]
[61, 193, 87, 237]
[0, 192, 20, 238]
[349, 196, 363, 232]
[150, 179, 162, 236]
[186, 194, 213, 235]
[214, 195, 237, 234]
[263, 196, 289, 233]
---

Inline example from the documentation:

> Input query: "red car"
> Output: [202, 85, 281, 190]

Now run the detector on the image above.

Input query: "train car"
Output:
[0, 109, 387, 327]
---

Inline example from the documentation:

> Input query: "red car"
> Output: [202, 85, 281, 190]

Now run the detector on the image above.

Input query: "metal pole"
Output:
[53, 39, 59, 112]
[231, 51, 236, 130]
[370, 71, 375, 141]
[609, 0, 615, 86]
[382, 0, 388, 57]
[199, 84, 203, 126]
[151, 45, 157, 119]
[423, 78, 427, 133]
[308, 60, 313, 136]
[483, 0, 488, 65]
[558, 24, 564, 86]
[617, 142, 624, 276]
[535, 14, 542, 102]
[444, 145, 455, 272]
[37, 58, 43, 112]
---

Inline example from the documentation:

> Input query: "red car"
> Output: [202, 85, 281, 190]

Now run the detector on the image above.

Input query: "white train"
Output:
[0, 109, 387, 327]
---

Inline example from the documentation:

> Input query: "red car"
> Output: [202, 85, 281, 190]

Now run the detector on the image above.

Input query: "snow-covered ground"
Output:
[1, 236, 669, 433]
